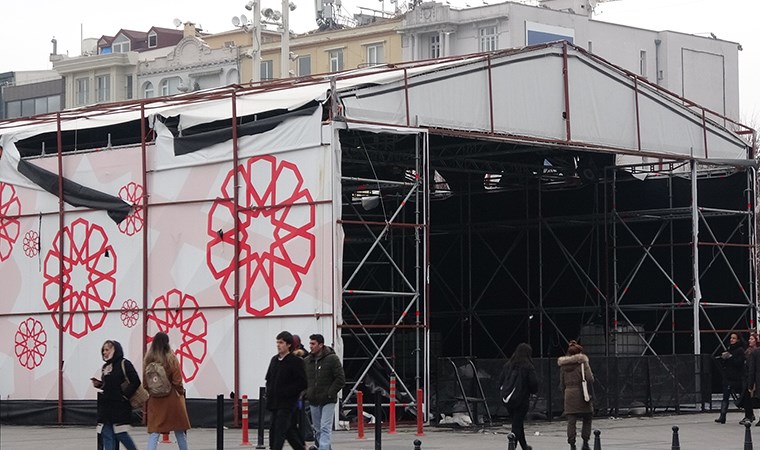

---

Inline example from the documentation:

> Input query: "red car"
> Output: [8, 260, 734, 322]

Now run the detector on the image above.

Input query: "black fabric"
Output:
[265, 353, 307, 411]
[169, 105, 319, 156]
[97, 341, 138, 425]
[507, 401, 530, 450]
[269, 406, 306, 450]
[17, 159, 131, 224]
[499, 363, 538, 409]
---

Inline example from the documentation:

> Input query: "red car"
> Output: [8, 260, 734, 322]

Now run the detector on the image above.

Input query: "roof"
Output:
[0, 41, 752, 165]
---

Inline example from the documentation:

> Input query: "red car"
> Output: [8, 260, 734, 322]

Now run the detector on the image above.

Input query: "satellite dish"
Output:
[173, 18, 182, 27]
[240, 14, 248, 24]
[272, 10, 282, 20]
[262, 8, 275, 19]
[232, 16, 241, 26]
[289, 1, 297, 11]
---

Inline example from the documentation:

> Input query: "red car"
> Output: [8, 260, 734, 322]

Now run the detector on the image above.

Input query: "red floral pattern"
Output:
[0, 182, 21, 262]
[120, 299, 139, 328]
[23, 230, 40, 258]
[15, 318, 47, 370]
[117, 182, 144, 236]
[206, 155, 316, 316]
[146, 289, 207, 382]
[42, 218, 117, 339]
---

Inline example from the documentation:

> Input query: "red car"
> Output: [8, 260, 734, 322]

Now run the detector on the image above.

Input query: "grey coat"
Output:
[558, 353, 594, 415]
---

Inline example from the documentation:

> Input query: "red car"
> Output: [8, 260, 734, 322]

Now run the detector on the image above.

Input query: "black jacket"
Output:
[265, 352, 307, 410]
[719, 342, 746, 385]
[304, 346, 345, 406]
[97, 341, 140, 425]
[498, 361, 538, 410]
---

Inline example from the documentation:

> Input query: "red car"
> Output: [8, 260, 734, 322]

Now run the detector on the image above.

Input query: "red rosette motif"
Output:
[117, 182, 144, 236]
[23, 230, 40, 258]
[206, 155, 316, 316]
[14, 318, 47, 370]
[0, 182, 21, 262]
[146, 289, 207, 382]
[120, 299, 140, 328]
[42, 218, 117, 339]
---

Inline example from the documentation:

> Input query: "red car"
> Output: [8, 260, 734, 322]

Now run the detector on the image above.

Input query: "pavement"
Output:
[0, 410, 757, 450]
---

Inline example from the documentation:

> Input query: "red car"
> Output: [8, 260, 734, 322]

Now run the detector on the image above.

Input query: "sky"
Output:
[0, 0, 757, 124]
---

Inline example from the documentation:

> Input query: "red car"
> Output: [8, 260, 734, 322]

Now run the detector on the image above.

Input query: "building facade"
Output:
[398, 0, 741, 119]
[0, 71, 63, 120]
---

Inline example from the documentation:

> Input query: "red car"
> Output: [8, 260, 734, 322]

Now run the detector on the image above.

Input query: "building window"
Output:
[76, 77, 90, 106]
[126, 75, 133, 99]
[6, 101, 21, 118]
[96, 74, 111, 102]
[639, 50, 647, 77]
[112, 35, 131, 53]
[366, 43, 384, 65]
[159, 78, 181, 96]
[261, 60, 273, 80]
[479, 26, 498, 52]
[297, 55, 311, 77]
[148, 31, 157, 48]
[430, 35, 441, 59]
[329, 49, 343, 72]
[48, 95, 61, 112]
[143, 81, 154, 98]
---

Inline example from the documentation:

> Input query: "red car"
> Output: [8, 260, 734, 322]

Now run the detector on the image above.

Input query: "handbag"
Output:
[581, 362, 591, 403]
[121, 359, 149, 410]
[500, 368, 524, 408]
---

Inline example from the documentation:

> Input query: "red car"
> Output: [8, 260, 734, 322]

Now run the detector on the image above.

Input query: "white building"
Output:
[398, 0, 741, 120]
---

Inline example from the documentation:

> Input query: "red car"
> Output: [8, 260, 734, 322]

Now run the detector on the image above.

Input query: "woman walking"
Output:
[558, 340, 594, 450]
[144, 332, 191, 450]
[92, 340, 140, 450]
[715, 332, 745, 424]
[740, 333, 759, 425]
[498, 343, 538, 450]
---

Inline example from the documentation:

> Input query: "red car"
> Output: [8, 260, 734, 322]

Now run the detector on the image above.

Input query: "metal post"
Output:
[375, 391, 382, 450]
[241, 394, 252, 446]
[389, 374, 397, 434]
[217, 394, 225, 450]
[357, 390, 365, 439]
[256, 387, 266, 449]
[691, 160, 701, 355]
[593, 429, 601, 450]
[280, 0, 290, 78]
[671, 425, 680, 450]
[250, 0, 261, 82]
[745, 421, 754, 450]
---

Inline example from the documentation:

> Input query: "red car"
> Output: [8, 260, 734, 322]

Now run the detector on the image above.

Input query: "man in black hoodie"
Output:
[265, 331, 308, 450]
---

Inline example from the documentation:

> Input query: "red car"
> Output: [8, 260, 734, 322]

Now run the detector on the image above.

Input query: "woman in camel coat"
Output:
[558, 340, 594, 450]
[144, 332, 191, 450]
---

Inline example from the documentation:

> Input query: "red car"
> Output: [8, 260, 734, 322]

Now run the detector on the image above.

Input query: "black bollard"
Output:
[375, 391, 382, 450]
[671, 425, 680, 450]
[217, 394, 225, 450]
[507, 432, 517, 450]
[413, 439, 422, 450]
[256, 387, 266, 449]
[745, 421, 754, 450]
[593, 429, 601, 450]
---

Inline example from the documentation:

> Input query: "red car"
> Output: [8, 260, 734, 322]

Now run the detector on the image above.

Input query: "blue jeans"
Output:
[147, 431, 188, 450]
[100, 423, 138, 450]
[310, 403, 335, 450]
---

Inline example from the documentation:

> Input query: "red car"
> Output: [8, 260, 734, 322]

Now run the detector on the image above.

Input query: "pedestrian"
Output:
[92, 340, 140, 450]
[740, 332, 759, 425]
[143, 332, 191, 450]
[498, 342, 538, 450]
[291, 334, 312, 443]
[558, 340, 593, 450]
[715, 332, 745, 424]
[265, 331, 308, 450]
[304, 333, 346, 450]
[293, 334, 309, 358]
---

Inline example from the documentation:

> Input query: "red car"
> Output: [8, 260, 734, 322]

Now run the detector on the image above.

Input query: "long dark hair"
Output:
[507, 343, 534, 369]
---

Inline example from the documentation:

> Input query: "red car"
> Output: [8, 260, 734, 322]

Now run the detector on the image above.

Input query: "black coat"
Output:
[97, 341, 140, 425]
[498, 361, 538, 410]
[265, 353, 307, 410]
[719, 342, 746, 385]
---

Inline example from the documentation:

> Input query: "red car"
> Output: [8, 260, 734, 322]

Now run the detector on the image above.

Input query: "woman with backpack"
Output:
[498, 343, 538, 450]
[91, 340, 140, 450]
[558, 340, 594, 450]
[144, 332, 191, 450]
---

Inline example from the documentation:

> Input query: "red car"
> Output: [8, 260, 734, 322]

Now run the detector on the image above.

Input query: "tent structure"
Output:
[0, 41, 755, 423]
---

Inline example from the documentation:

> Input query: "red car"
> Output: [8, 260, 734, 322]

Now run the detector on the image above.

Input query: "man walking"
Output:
[265, 331, 308, 450]
[304, 334, 345, 450]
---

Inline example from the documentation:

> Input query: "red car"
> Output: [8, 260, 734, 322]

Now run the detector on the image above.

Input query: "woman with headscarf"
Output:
[498, 342, 538, 450]
[144, 332, 191, 450]
[91, 340, 140, 450]
[558, 340, 594, 450]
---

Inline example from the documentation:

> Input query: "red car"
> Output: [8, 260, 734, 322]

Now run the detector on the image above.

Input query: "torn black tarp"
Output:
[18, 159, 131, 224]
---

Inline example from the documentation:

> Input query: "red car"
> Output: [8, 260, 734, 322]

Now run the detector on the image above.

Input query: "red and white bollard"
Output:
[241, 394, 252, 446]
[416, 388, 424, 437]
[161, 432, 171, 443]
[389, 375, 397, 434]
[357, 391, 365, 440]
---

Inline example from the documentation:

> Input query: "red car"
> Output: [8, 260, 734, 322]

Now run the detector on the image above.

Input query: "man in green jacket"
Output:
[304, 334, 345, 450]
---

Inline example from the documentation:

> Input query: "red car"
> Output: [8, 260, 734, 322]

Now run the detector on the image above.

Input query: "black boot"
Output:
[569, 445, 577, 450]
[715, 400, 728, 423]
[581, 441, 591, 450]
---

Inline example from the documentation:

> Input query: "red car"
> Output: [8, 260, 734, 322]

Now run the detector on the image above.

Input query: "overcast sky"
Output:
[1, 0, 756, 124]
